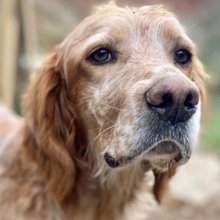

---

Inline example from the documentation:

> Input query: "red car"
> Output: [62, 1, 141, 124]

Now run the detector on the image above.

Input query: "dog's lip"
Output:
[145, 140, 191, 166]
[146, 140, 191, 166]
[147, 141, 181, 155]
[104, 139, 191, 168]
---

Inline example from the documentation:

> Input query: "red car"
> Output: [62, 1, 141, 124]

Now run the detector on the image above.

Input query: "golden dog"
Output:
[0, 3, 208, 220]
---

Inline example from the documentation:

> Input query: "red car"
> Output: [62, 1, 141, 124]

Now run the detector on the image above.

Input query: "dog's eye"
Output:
[175, 50, 191, 65]
[89, 48, 114, 64]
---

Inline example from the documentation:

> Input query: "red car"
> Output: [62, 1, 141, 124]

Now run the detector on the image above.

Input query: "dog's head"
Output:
[61, 4, 207, 169]
[23, 3, 208, 201]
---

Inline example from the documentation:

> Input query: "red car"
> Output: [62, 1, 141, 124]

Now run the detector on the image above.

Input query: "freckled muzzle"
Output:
[103, 76, 199, 169]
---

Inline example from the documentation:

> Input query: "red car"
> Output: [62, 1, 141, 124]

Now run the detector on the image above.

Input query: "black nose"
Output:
[146, 77, 199, 126]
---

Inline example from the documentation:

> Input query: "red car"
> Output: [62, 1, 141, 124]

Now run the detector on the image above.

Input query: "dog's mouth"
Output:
[104, 140, 191, 169]
[148, 141, 180, 155]
[144, 140, 190, 170]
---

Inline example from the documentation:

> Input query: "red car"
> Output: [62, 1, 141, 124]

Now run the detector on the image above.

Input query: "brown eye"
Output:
[175, 50, 191, 65]
[89, 48, 114, 64]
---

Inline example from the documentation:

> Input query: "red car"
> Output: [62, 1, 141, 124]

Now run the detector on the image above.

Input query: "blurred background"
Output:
[0, 0, 219, 219]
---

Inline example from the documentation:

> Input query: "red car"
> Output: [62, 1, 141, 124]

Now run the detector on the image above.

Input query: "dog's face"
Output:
[59, 5, 206, 171]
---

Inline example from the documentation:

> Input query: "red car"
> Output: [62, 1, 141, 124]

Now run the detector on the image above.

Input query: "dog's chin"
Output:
[104, 140, 191, 170]
[143, 141, 186, 171]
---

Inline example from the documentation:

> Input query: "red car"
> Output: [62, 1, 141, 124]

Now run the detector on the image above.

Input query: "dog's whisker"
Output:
[101, 103, 125, 112]
[88, 124, 118, 149]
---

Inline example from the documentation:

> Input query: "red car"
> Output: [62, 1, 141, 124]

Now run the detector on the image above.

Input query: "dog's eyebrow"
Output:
[174, 37, 195, 54]
[79, 32, 113, 55]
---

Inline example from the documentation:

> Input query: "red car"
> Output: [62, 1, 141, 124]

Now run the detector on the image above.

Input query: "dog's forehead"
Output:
[93, 5, 184, 34]
[61, 5, 192, 62]
[81, 6, 187, 47]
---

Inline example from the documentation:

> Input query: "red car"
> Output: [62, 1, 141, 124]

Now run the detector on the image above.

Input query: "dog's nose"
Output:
[146, 76, 199, 125]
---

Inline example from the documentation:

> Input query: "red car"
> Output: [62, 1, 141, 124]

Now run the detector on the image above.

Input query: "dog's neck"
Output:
[21, 122, 155, 219]
[66, 150, 154, 219]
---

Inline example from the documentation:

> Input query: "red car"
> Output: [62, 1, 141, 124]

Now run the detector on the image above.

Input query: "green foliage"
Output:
[203, 117, 220, 150]
[202, 91, 220, 151]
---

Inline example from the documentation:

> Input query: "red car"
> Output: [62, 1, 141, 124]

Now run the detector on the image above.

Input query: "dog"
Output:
[0, 3, 208, 220]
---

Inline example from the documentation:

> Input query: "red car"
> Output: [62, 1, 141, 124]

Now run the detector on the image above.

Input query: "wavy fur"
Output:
[0, 3, 208, 220]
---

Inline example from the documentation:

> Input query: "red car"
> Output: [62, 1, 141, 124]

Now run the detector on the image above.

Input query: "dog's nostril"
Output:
[147, 93, 173, 113]
[184, 94, 194, 110]
[184, 92, 199, 111]
[160, 93, 173, 109]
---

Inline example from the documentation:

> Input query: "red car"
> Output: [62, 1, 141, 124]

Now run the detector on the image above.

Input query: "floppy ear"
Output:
[22, 46, 76, 202]
[191, 57, 209, 119]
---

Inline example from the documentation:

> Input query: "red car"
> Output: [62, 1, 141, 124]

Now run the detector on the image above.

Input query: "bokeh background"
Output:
[0, 0, 220, 219]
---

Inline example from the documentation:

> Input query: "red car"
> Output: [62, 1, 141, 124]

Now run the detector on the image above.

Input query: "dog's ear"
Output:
[153, 161, 177, 204]
[191, 57, 209, 119]
[22, 46, 76, 202]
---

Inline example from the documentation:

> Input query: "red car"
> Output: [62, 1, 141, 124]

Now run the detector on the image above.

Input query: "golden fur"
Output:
[0, 3, 208, 220]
